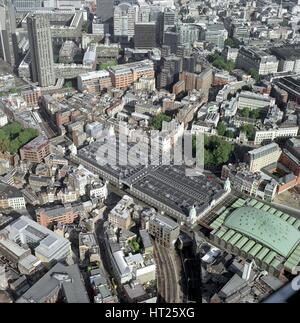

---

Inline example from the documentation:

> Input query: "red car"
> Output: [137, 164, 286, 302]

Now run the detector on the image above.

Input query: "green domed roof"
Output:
[225, 207, 300, 257]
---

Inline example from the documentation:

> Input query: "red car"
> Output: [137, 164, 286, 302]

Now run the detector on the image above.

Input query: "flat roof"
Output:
[248, 142, 280, 156]
[79, 70, 110, 81]
[0, 181, 24, 199]
[21, 135, 49, 151]
[17, 263, 89, 303]
[271, 45, 300, 61]
[152, 214, 179, 230]
[139, 229, 152, 249]
[0, 239, 28, 257]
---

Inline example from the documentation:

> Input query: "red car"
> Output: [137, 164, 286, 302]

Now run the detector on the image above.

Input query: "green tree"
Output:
[249, 68, 260, 82]
[240, 124, 255, 140]
[64, 81, 73, 89]
[0, 138, 9, 153]
[130, 239, 141, 253]
[82, 21, 89, 33]
[241, 85, 252, 91]
[249, 109, 263, 119]
[240, 108, 250, 118]
[241, 108, 263, 119]
[99, 59, 117, 70]
[150, 113, 172, 130]
[4, 122, 22, 137]
[208, 52, 236, 72]
[201, 136, 234, 166]
[225, 130, 236, 138]
[217, 122, 227, 136]
[224, 37, 240, 48]
[0, 122, 39, 154]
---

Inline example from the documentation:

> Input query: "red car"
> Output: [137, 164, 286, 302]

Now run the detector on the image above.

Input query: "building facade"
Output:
[114, 3, 137, 42]
[236, 47, 278, 76]
[134, 22, 157, 48]
[20, 135, 51, 163]
[27, 13, 55, 87]
[254, 127, 299, 145]
[248, 143, 282, 172]
[148, 214, 180, 248]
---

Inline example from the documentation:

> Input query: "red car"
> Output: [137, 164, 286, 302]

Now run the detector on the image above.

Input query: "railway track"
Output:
[153, 241, 178, 303]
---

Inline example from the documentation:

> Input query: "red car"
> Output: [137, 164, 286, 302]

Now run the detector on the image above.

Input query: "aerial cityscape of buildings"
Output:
[0, 0, 299, 306]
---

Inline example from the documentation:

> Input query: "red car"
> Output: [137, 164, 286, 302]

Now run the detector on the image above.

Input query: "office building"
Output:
[273, 76, 300, 103]
[236, 47, 278, 76]
[0, 240, 31, 265]
[108, 195, 133, 230]
[79, 233, 100, 263]
[111, 250, 132, 284]
[20, 135, 51, 163]
[109, 59, 154, 89]
[0, 0, 17, 66]
[134, 22, 157, 48]
[180, 71, 196, 91]
[173, 80, 185, 95]
[177, 24, 200, 48]
[237, 91, 275, 110]
[139, 229, 153, 254]
[43, 0, 82, 9]
[12, 0, 42, 11]
[231, 22, 251, 40]
[85, 121, 104, 138]
[163, 8, 176, 32]
[125, 253, 156, 284]
[205, 24, 228, 49]
[138, 3, 150, 22]
[280, 138, 300, 185]
[223, 46, 239, 63]
[248, 143, 282, 172]
[17, 263, 89, 303]
[271, 45, 300, 73]
[87, 181, 108, 200]
[0, 182, 26, 210]
[160, 55, 182, 89]
[96, 0, 114, 23]
[123, 283, 149, 303]
[36, 205, 79, 228]
[114, 3, 137, 42]
[183, 56, 196, 73]
[222, 164, 278, 202]
[254, 127, 299, 145]
[196, 68, 213, 97]
[7, 216, 71, 265]
[27, 14, 55, 87]
[92, 18, 108, 35]
[163, 31, 180, 54]
[77, 70, 112, 93]
[148, 214, 180, 248]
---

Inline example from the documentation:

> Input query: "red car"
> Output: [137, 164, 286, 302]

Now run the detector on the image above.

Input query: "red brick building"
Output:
[20, 135, 51, 163]
[280, 149, 300, 185]
[36, 205, 79, 227]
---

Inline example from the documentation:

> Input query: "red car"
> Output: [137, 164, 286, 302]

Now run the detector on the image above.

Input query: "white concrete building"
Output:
[7, 216, 71, 265]
[254, 126, 299, 145]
